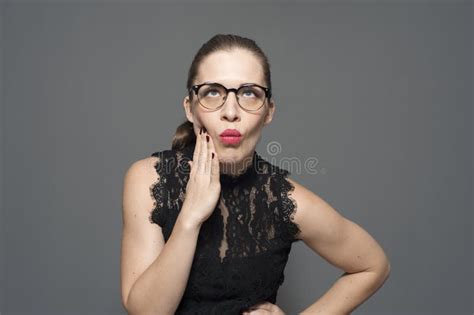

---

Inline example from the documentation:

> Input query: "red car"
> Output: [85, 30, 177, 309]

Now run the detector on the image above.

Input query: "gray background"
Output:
[0, 1, 472, 314]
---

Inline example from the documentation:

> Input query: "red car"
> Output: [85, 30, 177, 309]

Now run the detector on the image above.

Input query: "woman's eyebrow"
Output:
[203, 81, 258, 87]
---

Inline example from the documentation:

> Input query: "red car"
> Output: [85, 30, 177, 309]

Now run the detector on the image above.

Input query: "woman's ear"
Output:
[263, 99, 275, 125]
[183, 96, 195, 124]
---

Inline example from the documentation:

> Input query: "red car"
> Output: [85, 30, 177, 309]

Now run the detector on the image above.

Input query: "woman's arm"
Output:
[287, 177, 391, 315]
[121, 157, 201, 315]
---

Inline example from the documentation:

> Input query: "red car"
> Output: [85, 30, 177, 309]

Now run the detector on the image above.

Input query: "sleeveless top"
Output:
[148, 143, 302, 314]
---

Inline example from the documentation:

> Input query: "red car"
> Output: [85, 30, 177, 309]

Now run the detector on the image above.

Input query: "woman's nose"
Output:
[220, 92, 241, 122]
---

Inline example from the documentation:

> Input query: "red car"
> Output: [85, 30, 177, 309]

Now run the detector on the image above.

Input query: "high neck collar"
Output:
[179, 143, 260, 186]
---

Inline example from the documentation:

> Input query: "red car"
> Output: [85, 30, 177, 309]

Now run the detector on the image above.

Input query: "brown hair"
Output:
[171, 34, 273, 151]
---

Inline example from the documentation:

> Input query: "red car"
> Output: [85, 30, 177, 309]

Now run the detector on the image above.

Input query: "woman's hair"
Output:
[171, 34, 272, 151]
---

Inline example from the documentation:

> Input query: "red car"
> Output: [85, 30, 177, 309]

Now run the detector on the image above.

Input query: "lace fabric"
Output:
[148, 143, 301, 314]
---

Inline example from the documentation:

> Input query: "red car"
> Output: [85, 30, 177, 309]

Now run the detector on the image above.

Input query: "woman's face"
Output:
[183, 48, 275, 170]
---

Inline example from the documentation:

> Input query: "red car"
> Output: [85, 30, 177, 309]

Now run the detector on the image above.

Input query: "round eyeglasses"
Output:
[189, 82, 272, 111]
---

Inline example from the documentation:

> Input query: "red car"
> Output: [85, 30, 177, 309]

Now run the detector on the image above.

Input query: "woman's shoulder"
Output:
[124, 148, 178, 186]
[280, 174, 348, 245]
[122, 155, 167, 225]
[125, 156, 158, 183]
[257, 155, 337, 243]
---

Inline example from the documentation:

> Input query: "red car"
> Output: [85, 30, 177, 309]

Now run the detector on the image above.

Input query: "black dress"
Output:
[149, 143, 302, 314]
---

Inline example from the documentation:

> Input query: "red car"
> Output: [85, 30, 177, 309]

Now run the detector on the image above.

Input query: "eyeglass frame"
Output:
[189, 82, 272, 112]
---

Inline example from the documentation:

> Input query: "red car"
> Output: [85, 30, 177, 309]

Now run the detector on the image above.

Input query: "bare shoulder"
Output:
[125, 155, 160, 180]
[284, 177, 346, 243]
[122, 155, 163, 233]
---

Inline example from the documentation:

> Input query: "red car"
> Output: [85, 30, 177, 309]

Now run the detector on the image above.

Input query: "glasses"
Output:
[189, 82, 272, 111]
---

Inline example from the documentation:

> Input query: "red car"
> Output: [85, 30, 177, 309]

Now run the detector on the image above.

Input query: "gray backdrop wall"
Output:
[1, 1, 472, 315]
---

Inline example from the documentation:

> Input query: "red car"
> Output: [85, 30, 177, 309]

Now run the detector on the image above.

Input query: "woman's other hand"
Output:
[242, 301, 286, 315]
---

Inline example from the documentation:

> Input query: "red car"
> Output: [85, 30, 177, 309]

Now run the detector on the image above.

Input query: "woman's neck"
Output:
[219, 152, 255, 177]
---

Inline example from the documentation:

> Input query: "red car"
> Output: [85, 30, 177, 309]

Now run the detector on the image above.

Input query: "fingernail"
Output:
[203, 127, 207, 133]
[212, 152, 214, 159]
[199, 127, 202, 135]
[206, 135, 209, 142]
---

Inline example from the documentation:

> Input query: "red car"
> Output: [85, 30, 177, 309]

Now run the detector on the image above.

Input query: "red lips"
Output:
[220, 129, 242, 137]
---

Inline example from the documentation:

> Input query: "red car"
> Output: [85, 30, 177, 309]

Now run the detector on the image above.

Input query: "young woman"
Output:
[121, 34, 391, 315]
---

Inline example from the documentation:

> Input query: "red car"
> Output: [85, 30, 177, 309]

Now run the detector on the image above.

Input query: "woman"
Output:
[121, 34, 391, 315]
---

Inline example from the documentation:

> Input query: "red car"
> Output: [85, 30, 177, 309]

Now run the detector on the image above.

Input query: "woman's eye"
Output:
[206, 89, 220, 97]
[242, 89, 255, 97]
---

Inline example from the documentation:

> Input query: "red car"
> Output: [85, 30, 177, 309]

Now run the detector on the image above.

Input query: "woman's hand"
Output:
[241, 301, 286, 315]
[180, 127, 221, 227]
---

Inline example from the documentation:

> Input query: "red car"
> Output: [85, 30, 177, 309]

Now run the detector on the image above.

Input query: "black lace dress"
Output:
[149, 143, 302, 315]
